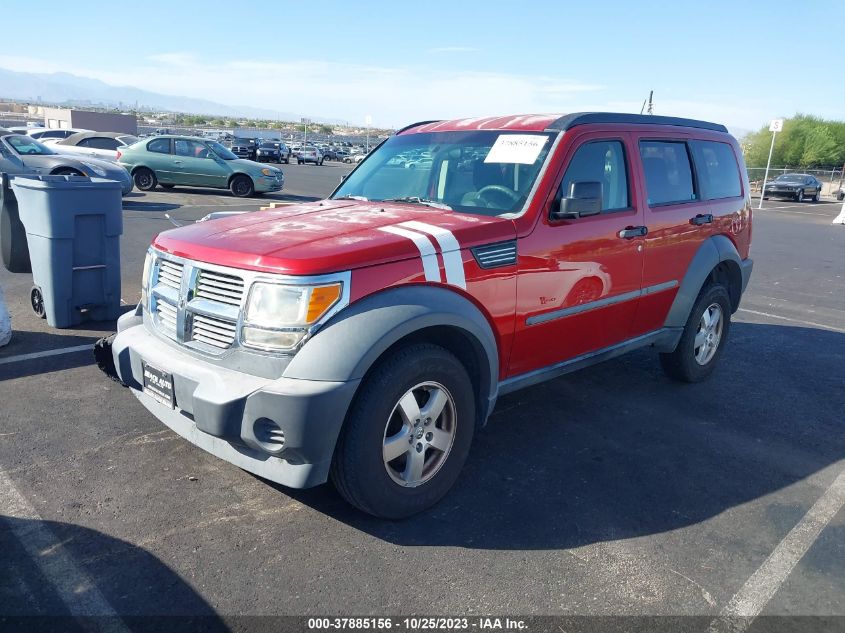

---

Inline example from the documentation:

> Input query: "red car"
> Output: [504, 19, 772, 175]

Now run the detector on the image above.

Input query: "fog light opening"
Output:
[254, 418, 285, 452]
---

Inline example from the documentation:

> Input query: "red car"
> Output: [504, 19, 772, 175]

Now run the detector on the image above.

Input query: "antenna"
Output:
[647, 90, 654, 115]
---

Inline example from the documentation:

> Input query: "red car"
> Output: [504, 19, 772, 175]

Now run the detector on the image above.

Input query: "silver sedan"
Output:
[0, 129, 133, 195]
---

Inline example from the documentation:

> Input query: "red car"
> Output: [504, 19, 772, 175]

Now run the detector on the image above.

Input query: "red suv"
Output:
[102, 113, 753, 518]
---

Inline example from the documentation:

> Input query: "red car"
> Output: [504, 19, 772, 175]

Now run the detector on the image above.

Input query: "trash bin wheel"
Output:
[30, 285, 46, 319]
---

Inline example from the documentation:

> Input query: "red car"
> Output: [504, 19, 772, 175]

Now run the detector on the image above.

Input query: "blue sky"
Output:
[1, 0, 840, 135]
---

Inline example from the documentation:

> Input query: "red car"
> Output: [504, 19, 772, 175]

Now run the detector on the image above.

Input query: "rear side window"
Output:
[559, 140, 629, 211]
[639, 141, 696, 205]
[690, 140, 741, 200]
[147, 138, 171, 154]
[80, 137, 121, 150]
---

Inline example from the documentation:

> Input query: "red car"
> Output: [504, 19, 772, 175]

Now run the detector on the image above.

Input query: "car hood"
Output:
[153, 200, 516, 275]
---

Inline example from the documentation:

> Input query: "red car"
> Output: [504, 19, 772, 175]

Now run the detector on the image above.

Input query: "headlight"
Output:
[261, 168, 275, 176]
[81, 162, 107, 177]
[242, 281, 344, 351]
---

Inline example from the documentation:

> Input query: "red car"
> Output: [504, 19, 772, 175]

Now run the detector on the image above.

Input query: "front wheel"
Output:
[229, 175, 254, 198]
[812, 189, 821, 202]
[796, 189, 805, 202]
[331, 343, 476, 519]
[660, 283, 731, 383]
[133, 168, 157, 191]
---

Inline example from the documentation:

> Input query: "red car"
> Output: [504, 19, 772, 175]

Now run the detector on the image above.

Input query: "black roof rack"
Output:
[546, 112, 728, 133]
[394, 120, 442, 135]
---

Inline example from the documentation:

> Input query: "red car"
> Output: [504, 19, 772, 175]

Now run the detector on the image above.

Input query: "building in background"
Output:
[42, 107, 137, 134]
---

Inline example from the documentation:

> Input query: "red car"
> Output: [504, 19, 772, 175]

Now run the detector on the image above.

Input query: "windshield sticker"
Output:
[484, 134, 548, 164]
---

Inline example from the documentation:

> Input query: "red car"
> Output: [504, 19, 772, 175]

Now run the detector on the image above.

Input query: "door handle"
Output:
[172, 160, 183, 165]
[690, 213, 713, 225]
[618, 226, 648, 239]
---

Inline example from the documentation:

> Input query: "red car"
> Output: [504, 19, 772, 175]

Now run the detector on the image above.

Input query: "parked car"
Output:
[117, 135, 283, 197]
[256, 142, 291, 164]
[0, 129, 133, 195]
[27, 127, 90, 141]
[50, 131, 140, 162]
[230, 138, 258, 160]
[838, 184, 844, 201]
[322, 148, 338, 161]
[762, 173, 823, 202]
[296, 146, 324, 165]
[99, 113, 753, 519]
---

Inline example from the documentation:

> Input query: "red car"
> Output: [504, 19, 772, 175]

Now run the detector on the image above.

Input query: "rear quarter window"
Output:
[690, 140, 742, 200]
[147, 138, 171, 154]
[639, 141, 696, 205]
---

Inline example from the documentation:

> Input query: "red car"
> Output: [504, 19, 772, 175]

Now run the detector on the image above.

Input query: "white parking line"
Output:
[0, 471, 130, 631]
[0, 344, 91, 366]
[707, 464, 845, 632]
[737, 308, 845, 334]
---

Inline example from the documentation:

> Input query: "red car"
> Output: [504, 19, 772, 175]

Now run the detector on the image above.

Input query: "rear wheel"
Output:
[133, 168, 157, 191]
[331, 343, 475, 519]
[659, 283, 731, 383]
[229, 175, 254, 198]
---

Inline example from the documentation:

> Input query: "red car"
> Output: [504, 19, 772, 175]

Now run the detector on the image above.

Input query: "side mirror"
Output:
[551, 181, 602, 220]
[340, 175, 346, 183]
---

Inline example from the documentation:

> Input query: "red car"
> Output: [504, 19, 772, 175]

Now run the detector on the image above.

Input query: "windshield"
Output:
[6, 134, 56, 156]
[332, 130, 555, 216]
[775, 174, 803, 182]
[209, 141, 237, 160]
[233, 138, 253, 146]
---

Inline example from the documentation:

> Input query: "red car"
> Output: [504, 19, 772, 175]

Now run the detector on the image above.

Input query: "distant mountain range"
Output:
[0, 68, 341, 123]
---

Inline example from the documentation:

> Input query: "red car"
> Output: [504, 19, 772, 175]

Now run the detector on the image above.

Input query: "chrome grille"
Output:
[196, 270, 244, 307]
[191, 314, 238, 349]
[155, 300, 178, 336]
[157, 259, 183, 290]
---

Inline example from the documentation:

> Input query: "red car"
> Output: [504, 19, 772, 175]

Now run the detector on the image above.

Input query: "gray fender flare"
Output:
[663, 235, 744, 332]
[284, 285, 500, 423]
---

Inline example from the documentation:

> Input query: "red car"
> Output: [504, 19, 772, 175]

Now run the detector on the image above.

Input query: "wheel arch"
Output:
[284, 285, 500, 426]
[227, 172, 254, 187]
[663, 234, 745, 331]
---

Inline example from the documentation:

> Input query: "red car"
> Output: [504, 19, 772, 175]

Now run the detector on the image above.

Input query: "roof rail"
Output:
[394, 120, 443, 135]
[546, 112, 728, 133]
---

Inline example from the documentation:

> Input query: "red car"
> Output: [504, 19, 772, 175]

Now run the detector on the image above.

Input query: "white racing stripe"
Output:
[379, 225, 441, 282]
[399, 221, 467, 289]
[0, 471, 130, 632]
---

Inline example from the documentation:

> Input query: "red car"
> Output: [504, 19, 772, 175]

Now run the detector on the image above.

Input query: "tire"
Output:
[229, 174, 254, 198]
[160, 184, 175, 189]
[298, 160, 303, 165]
[133, 167, 157, 191]
[796, 189, 804, 202]
[319, 158, 324, 166]
[837, 193, 844, 201]
[812, 189, 820, 203]
[659, 283, 732, 383]
[331, 343, 476, 519]
[30, 285, 46, 319]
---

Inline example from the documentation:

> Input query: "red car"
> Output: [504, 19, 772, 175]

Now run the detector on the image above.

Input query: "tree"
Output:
[319, 124, 333, 135]
[742, 114, 845, 168]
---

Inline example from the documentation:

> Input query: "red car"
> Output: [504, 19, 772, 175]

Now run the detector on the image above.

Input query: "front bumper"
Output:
[111, 312, 358, 488]
[255, 175, 283, 192]
[764, 189, 799, 198]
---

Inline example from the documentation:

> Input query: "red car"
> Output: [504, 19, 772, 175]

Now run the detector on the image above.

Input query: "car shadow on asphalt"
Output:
[0, 515, 231, 632]
[286, 322, 845, 546]
[121, 201, 182, 212]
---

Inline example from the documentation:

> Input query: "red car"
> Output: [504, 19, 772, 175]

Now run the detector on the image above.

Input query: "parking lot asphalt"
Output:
[1, 166, 843, 628]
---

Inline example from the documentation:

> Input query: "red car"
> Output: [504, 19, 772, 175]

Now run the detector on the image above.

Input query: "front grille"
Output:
[158, 259, 183, 290]
[156, 300, 178, 336]
[191, 313, 238, 349]
[196, 270, 244, 306]
[149, 256, 243, 353]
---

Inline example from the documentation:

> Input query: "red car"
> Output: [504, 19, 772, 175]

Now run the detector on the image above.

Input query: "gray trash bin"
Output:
[10, 174, 123, 328]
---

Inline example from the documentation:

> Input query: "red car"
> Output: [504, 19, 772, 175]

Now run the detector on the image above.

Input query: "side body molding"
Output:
[284, 286, 500, 422]
[663, 234, 748, 332]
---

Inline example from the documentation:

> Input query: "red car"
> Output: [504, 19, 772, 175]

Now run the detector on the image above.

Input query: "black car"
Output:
[256, 142, 291, 164]
[230, 138, 258, 160]
[763, 173, 823, 202]
[322, 148, 338, 161]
